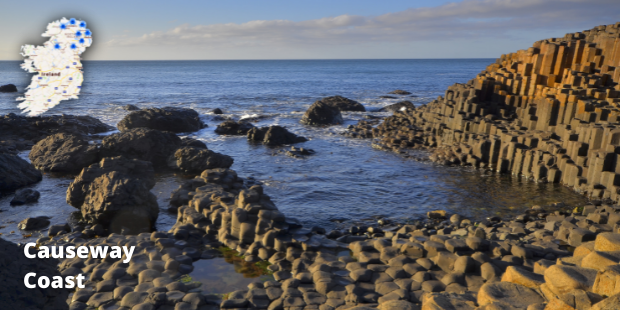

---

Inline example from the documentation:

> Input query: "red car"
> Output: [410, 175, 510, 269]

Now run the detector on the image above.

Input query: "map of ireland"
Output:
[16, 17, 92, 116]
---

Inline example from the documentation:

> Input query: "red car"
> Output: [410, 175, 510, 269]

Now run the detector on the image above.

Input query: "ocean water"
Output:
[0, 59, 589, 241]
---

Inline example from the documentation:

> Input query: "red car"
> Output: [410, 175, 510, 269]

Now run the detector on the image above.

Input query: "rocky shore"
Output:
[3, 22, 620, 310]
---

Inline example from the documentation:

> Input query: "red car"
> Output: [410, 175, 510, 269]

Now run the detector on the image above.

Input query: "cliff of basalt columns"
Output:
[348, 22, 620, 202]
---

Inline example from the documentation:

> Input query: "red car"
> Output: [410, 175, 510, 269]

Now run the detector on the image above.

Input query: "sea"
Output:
[0, 59, 589, 242]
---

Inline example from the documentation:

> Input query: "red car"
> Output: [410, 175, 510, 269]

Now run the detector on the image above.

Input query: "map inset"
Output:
[17, 18, 92, 116]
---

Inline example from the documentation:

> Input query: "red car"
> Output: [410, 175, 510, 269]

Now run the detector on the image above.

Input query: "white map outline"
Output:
[17, 17, 92, 116]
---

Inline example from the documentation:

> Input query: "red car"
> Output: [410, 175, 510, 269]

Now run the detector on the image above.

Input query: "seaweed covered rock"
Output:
[81, 171, 158, 234]
[117, 107, 205, 133]
[0, 238, 69, 310]
[28, 133, 99, 173]
[67, 156, 155, 208]
[301, 101, 343, 126]
[167, 146, 234, 173]
[215, 120, 255, 135]
[101, 128, 181, 168]
[247, 126, 307, 146]
[0, 153, 42, 191]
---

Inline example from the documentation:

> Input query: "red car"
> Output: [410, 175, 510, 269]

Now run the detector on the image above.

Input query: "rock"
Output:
[167, 147, 233, 173]
[81, 171, 158, 234]
[591, 291, 620, 309]
[117, 107, 205, 133]
[377, 300, 418, 310]
[286, 147, 315, 158]
[421, 292, 476, 310]
[317, 96, 365, 112]
[0, 237, 69, 309]
[67, 156, 155, 209]
[124, 104, 139, 111]
[0, 113, 113, 145]
[180, 137, 207, 149]
[388, 90, 411, 95]
[500, 266, 545, 288]
[477, 282, 544, 308]
[101, 128, 182, 167]
[28, 133, 99, 173]
[10, 188, 40, 205]
[300, 101, 343, 126]
[544, 265, 598, 296]
[427, 210, 448, 219]
[212, 108, 223, 115]
[0, 153, 42, 191]
[17, 216, 50, 230]
[48, 223, 71, 237]
[214, 120, 255, 135]
[0, 84, 18, 92]
[379, 101, 415, 113]
[594, 233, 620, 252]
[247, 126, 307, 146]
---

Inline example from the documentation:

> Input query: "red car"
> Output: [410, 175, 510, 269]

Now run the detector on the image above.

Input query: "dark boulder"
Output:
[388, 89, 411, 95]
[10, 188, 40, 205]
[212, 108, 223, 115]
[0, 153, 42, 191]
[0, 113, 113, 145]
[380, 95, 397, 99]
[117, 107, 205, 133]
[168, 147, 234, 173]
[215, 120, 255, 135]
[28, 133, 99, 173]
[0, 238, 69, 309]
[67, 156, 155, 209]
[180, 137, 207, 149]
[101, 128, 181, 168]
[81, 171, 158, 234]
[18, 216, 50, 230]
[319, 95, 365, 112]
[123, 104, 139, 111]
[0, 84, 18, 92]
[247, 126, 307, 146]
[379, 101, 415, 113]
[286, 147, 315, 158]
[300, 101, 343, 126]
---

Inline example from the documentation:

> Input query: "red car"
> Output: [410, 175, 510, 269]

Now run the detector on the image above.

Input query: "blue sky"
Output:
[1, 0, 619, 60]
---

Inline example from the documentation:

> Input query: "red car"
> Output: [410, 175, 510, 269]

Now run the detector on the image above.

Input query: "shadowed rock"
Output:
[301, 101, 343, 126]
[215, 120, 255, 135]
[29, 133, 99, 173]
[117, 107, 205, 133]
[247, 126, 307, 146]
[10, 188, 40, 205]
[379, 101, 415, 113]
[0, 153, 42, 191]
[168, 147, 234, 173]
[101, 128, 181, 168]
[319, 96, 365, 112]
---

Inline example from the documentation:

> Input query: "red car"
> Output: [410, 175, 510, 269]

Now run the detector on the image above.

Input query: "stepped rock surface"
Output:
[117, 107, 205, 133]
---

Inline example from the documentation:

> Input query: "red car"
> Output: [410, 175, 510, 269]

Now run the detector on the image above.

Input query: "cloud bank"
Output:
[106, 0, 620, 51]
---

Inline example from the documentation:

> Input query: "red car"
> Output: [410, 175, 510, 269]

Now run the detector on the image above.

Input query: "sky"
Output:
[1, 0, 620, 60]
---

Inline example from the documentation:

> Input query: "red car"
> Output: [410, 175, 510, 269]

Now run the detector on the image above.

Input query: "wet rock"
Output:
[180, 137, 207, 149]
[18, 216, 50, 230]
[388, 90, 411, 95]
[379, 101, 415, 113]
[212, 108, 223, 115]
[0, 84, 18, 92]
[101, 128, 182, 167]
[318, 96, 365, 112]
[124, 104, 139, 111]
[247, 126, 307, 146]
[300, 101, 343, 126]
[49, 223, 71, 237]
[214, 120, 255, 135]
[10, 188, 40, 205]
[286, 146, 315, 158]
[67, 156, 155, 209]
[0, 153, 42, 191]
[0, 237, 69, 309]
[29, 133, 99, 173]
[81, 171, 158, 234]
[117, 107, 205, 133]
[167, 147, 233, 173]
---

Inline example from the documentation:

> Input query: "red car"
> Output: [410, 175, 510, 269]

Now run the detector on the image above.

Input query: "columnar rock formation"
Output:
[356, 22, 620, 201]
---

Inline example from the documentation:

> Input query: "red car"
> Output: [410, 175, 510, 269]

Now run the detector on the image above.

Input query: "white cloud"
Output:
[106, 0, 620, 50]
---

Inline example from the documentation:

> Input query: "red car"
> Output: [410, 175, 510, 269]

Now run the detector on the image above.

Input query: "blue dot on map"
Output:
[73, 62, 77, 65]
[48, 99, 51, 102]
[70, 18, 76, 25]
[76, 31, 82, 37]
[60, 24, 67, 30]
[69, 78, 73, 80]
[80, 21, 86, 28]
[38, 77, 42, 79]
[55, 87, 58, 90]
[85, 30, 91, 36]
[54, 43, 61, 49]
[63, 91, 66, 93]
[77, 86, 81, 88]
[79, 38, 85, 44]
[66, 66, 70, 69]
[70, 43, 77, 49]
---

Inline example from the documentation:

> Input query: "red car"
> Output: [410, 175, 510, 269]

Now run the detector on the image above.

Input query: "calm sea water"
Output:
[0, 60, 589, 242]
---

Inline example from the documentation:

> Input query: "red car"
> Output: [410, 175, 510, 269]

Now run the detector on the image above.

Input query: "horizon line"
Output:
[0, 57, 497, 62]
